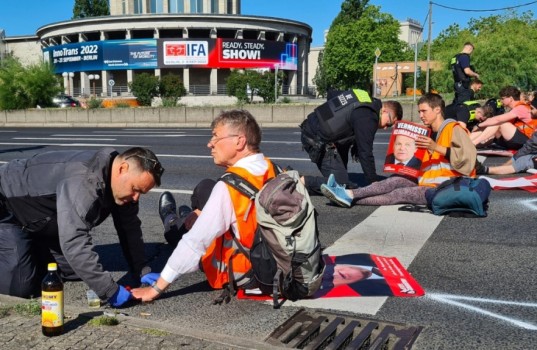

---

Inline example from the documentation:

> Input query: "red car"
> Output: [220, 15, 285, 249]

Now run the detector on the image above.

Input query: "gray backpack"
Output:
[221, 169, 325, 308]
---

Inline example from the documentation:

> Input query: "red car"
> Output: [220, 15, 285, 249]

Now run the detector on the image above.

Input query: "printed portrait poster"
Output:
[237, 253, 424, 300]
[384, 121, 431, 178]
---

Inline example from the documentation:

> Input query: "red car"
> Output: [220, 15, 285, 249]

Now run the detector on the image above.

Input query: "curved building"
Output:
[32, 0, 312, 98]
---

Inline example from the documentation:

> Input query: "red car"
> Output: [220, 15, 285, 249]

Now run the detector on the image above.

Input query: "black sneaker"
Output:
[475, 160, 488, 175]
[159, 191, 177, 224]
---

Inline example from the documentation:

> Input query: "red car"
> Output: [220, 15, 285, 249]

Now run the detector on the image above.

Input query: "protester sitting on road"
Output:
[470, 86, 533, 150]
[478, 98, 537, 175]
[132, 110, 277, 303]
[299, 88, 402, 194]
[320, 93, 477, 207]
[0, 147, 163, 307]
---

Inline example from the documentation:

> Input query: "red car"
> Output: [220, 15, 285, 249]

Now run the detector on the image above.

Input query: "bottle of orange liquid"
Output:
[41, 262, 64, 337]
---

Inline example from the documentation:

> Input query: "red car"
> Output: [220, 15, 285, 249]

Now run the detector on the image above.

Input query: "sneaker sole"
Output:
[321, 186, 351, 208]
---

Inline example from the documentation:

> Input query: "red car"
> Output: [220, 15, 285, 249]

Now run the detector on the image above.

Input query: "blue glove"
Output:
[141, 272, 160, 286]
[108, 285, 132, 307]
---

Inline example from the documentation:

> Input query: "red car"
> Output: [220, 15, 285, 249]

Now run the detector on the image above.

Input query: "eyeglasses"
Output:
[125, 154, 164, 179]
[208, 134, 240, 146]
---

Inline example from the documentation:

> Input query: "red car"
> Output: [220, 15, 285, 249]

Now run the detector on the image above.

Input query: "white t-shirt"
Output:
[160, 153, 269, 284]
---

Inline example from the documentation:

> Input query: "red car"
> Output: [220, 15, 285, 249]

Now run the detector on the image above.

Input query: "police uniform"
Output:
[451, 53, 474, 104]
[300, 89, 382, 193]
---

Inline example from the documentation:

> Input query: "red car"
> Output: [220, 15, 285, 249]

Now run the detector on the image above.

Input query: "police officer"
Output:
[451, 42, 480, 104]
[300, 88, 403, 194]
[0, 147, 163, 307]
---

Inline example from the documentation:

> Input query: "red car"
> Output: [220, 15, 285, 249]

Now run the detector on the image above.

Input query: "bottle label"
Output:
[42, 291, 64, 327]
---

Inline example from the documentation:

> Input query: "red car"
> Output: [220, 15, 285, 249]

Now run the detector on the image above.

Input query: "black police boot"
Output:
[159, 191, 177, 226]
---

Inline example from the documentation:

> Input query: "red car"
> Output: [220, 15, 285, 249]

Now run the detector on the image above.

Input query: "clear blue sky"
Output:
[1, 0, 535, 47]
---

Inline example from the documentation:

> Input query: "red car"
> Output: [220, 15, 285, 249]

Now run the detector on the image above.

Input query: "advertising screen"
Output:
[43, 39, 158, 73]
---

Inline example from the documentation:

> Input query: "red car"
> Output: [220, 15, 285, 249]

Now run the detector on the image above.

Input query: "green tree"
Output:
[323, 4, 412, 91]
[428, 11, 537, 97]
[226, 69, 280, 103]
[312, 50, 329, 97]
[331, 0, 369, 27]
[73, 0, 110, 19]
[159, 74, 186, 105]
[0, 57, 61, 110]
[129, 73, 159, 106]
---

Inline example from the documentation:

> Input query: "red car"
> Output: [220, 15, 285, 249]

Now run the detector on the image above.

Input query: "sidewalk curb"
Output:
[0, 294, 285, 350]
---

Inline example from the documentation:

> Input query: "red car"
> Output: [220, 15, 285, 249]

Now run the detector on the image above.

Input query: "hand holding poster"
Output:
[384, 121, 431, 178]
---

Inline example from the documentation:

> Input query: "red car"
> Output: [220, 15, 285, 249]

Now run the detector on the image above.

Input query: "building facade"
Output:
[2, 0, 312, 98]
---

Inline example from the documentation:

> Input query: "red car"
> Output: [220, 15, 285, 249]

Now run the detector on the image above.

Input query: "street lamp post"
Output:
[373, 48, 381, 98]
[274, 64, 279, 103]
[88, 74, 100, 98]
[62, 72, 74, 96]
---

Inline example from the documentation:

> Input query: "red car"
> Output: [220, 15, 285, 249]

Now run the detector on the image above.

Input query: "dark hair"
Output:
[418, 92, 445, 116]
[383, 100, 403, 121]
[499, 86, 521, 101]
[463, 42, 474, 49]
[120, 147, 163, 186]
[211, 109, 262, 152]
[471, 78, 483, 86]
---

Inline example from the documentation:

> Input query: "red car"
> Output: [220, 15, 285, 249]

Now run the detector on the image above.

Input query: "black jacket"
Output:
[0, 147, 147, 299]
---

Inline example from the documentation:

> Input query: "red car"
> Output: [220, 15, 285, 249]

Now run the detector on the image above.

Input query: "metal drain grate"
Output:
[265, 308, 423, 349]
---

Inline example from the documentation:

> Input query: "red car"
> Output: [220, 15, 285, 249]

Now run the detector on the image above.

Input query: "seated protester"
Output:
[478, 98, 537, 175]
[131, 110, 278, 302]
[470, 86, 534, 150]
[321, 93, 476, 207]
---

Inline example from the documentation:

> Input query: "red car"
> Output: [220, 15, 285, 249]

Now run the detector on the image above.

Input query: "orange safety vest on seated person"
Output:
[419, 121, 476, 187]
[200, 161, 277, 290]
[511, 102, 535, 137]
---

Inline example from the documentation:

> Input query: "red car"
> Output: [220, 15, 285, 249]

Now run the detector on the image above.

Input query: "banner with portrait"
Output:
[383, 121, 431, 178]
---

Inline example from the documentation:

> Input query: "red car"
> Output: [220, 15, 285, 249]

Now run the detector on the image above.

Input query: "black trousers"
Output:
[303, 143, 354, 194]
[0, 216, 77, 298]
[453, 81, 473, 104]
[164, 179, 216, 247]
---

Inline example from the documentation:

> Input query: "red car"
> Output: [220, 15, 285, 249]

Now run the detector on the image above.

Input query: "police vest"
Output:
[314, 89, 376, 141]
[450, 53, 469, 83]
[200, 161, 277, 290]
[463, 100, 481, 123]
[419, 121, 476, 187]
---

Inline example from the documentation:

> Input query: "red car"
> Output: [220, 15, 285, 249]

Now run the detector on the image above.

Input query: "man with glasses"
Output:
[132, 110, 278, 303]
[299, 88, 403, 194]
[471, 86, 533, 150]
[0, 147, 163, 307]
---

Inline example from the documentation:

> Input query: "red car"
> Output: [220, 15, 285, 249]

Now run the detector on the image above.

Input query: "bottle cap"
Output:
[48, 262, 58, 271]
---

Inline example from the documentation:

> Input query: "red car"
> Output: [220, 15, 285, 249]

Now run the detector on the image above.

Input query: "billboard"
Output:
[43, 39, 158, 73]
[157, 38, 297, 70]
[43, 38, 297, 72]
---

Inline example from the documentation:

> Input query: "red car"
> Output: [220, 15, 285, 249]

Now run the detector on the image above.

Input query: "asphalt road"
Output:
[0, 127, 535, 349]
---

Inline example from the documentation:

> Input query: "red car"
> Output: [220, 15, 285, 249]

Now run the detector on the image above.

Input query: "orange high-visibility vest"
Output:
[201, 160, 276, 289]
[512, 102, 535, 137]
[419, 121, 476, 187]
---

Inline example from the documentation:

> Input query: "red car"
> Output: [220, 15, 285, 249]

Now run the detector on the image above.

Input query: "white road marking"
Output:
[14, 138, 116, 141]
[287, 205, 443, 314]
[427, 293, 537, 330]
[150, 188, 193, 195]
[0, 142, 141, 147]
